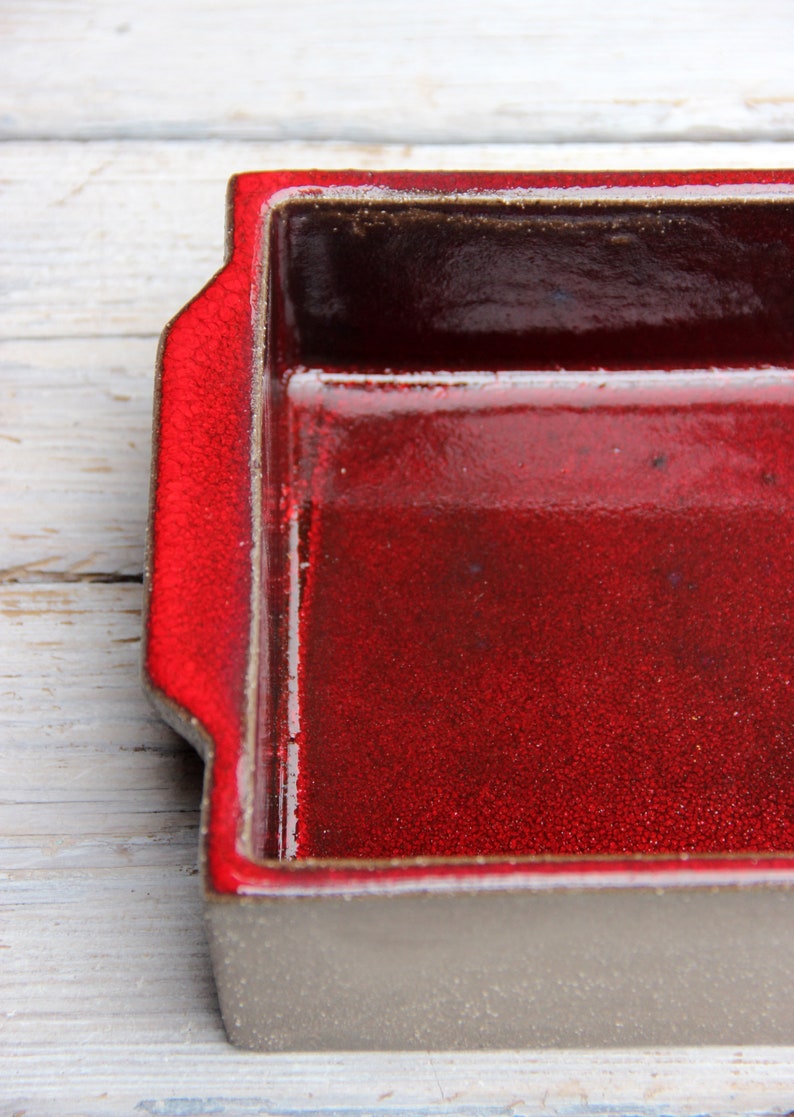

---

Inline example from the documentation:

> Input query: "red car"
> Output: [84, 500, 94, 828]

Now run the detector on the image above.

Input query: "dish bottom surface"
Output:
[271, 369, 794, 860]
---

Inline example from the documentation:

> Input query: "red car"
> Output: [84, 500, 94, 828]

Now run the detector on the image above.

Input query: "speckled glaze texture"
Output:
[290, 375, 794, 860]
[145, 171, 794, 1049]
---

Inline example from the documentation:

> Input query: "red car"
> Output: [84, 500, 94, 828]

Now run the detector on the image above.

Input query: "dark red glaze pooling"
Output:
[144, 171, 794, 895]
[275, 200, 794, 371]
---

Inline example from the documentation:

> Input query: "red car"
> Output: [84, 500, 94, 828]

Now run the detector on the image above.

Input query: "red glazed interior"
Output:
[146, 172, 794, 892]
[262, 196, 794, 860]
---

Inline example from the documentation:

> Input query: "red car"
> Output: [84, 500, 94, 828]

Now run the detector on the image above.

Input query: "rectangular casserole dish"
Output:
[144, 170, 794, 1049]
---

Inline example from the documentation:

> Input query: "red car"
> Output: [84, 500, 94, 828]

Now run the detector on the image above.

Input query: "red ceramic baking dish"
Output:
[144, 170, 794, 1050]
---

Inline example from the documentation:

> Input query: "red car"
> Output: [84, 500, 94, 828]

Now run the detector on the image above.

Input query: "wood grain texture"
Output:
[0, 584, 213, 1043]
[7, 1044, 794, 1117]
[4, 0, 794, 143]
[0, 338, 156, 578]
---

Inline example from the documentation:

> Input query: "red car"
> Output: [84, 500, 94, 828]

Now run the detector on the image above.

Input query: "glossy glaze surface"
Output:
[278, 370, 794, 859]
[277, 200, 794, 371]
[145, 171, 794, 893]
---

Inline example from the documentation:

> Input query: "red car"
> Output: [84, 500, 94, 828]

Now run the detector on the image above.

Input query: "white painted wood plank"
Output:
[0, 582, 201, 850]
[0, 582, 220, 1063]
[4, 0, 794, 144]
[0, 338, 156, 578]
[6, 1043, 794, 1117]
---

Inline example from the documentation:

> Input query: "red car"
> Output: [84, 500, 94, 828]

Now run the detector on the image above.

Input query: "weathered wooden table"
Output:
[5, 3, 794, 1112]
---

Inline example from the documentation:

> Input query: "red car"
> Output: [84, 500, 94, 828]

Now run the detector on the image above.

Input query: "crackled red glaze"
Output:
[144, 170, 794, 896]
